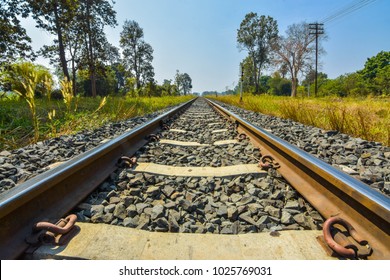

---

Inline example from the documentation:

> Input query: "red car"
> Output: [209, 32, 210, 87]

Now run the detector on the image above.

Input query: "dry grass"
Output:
[208, 94, 390, 146]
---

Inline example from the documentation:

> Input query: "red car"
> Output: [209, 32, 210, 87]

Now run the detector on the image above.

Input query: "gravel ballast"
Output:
[0, 107, 178, 195]
[211, 99, 390, 197]
[74, 98, 325, 234]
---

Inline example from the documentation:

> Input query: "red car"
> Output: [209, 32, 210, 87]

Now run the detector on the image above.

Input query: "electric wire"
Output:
[319, 0, 377, 24]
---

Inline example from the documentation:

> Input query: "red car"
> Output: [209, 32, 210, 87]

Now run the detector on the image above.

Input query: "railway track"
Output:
[0, 97, 389, 260]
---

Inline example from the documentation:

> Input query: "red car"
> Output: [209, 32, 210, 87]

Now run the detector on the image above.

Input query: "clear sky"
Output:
[24, 0, 390, 93]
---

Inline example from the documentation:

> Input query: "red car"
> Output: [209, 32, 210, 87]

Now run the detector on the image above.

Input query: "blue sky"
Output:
[25, 0, 390, 93]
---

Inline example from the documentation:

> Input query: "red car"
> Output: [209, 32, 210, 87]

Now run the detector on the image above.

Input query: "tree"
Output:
[161, 79, 178, 96]
[239, 56, 256, 93]
[175, 71, 192, 95]
[374, 65, 390, 95]
[0, 0, 34, 65]
[267, 72, 291, 96]
[111, 62, 126, 94]
[359, 51, 390, 95]
[302, 70, 328, 96]
[78, 0, 117, 97]
[26, 0, 78, 81]
[273, 22, 319, 97]
[360, 51, 390, 81]
[28, 1, 117, 97]
[237, 13, 278, 94]
[120, 20, 154, 90]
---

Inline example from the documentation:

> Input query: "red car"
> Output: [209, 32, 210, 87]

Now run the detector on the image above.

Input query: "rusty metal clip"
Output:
[237, 133, 247, 141]
[147, 134, 160, 142]
[323, 216, 372, 259]
[118, 156, 137, 168]
[259, 155, 280, 170]
[26, 214, 79, 246]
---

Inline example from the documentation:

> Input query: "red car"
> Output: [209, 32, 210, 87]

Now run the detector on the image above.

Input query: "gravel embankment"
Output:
[0, 107, 178, 195]
[74, 98, 324, 234]
[211, 99, 390, 197]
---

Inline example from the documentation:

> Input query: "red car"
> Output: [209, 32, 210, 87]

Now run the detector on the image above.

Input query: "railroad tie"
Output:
[159, 139, 238, 146]
[133, 162, 267, 177]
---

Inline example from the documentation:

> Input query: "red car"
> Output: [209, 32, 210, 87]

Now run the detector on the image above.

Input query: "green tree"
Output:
[259, 75, 271, 93]
[78, 0, 117, 97]
[26, 0, 79, 81]
[31, 1, 117, 97]
[175, 70, 192, 95]
[161, 79, 178, 96]
[111, 62, 127, 94]
[359, 51, 390, 95]
[360, 51, 390, 81]
[120, 20, 154, 90]
[267, 72, 291, 96]
[374, 65, 390, 95]
[0, 0, 34, 65]
[302, 70, 328, 96]
[237, 13, 278, 94]
[239, 56, 256, 93]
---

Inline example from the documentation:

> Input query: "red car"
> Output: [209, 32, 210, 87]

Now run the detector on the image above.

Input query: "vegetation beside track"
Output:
[208, 94, 390, 146]
[0, 95, 193, 151]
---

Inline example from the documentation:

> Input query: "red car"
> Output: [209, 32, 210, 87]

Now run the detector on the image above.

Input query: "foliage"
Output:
[26, 0, 117, 97]
[359, 51, 390, 95]
[239, 56, 256, 94]
[26, 0, 78, 81]
[78, 0, 117, 97]
[161, 79, 179, 96]
[76, 66, 118, 97]
[0, 0, 34, 65]
[3, 61, 53, 142]
[267, 72, 291, 96]
[237, 13, 278, 93]
[175, 70, 192, 95]
[374, 65, 390, 95]
[359, 51, 390, 81]
[120, 20, 154, 90]
[1, 61, 53, 97]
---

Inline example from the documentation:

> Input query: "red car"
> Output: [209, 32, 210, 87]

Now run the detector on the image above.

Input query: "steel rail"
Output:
[0, 98, 196, 260]
[206, 98, 390, 260]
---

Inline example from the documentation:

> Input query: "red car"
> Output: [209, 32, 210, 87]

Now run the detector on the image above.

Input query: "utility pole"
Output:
[309, 22, 324, 97]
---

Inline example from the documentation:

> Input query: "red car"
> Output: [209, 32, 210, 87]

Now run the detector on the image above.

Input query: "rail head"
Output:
[206, 98, 390, 259]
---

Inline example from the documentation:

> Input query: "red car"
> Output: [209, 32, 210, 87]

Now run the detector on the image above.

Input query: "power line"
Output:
[320, 0, 377, 24]
[321, 0, 374, 23]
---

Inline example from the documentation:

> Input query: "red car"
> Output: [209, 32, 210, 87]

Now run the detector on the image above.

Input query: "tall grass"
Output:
[0, 95, 193, 150]
[209, 94, 390, 146]
[13, 72, 40, 142]
[60, 78, 74, 114]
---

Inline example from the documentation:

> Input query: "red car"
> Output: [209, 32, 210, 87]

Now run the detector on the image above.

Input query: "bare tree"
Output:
[273, 22, 317, 97]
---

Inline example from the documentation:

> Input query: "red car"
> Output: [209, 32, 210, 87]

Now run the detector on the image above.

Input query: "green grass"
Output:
[208, 94, 390, 146]
[0, 95, 193, 150]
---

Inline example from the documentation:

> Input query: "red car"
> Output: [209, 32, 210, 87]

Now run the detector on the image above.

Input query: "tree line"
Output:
[236, 12, 389, 97]
[0, 0, 192, 98]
